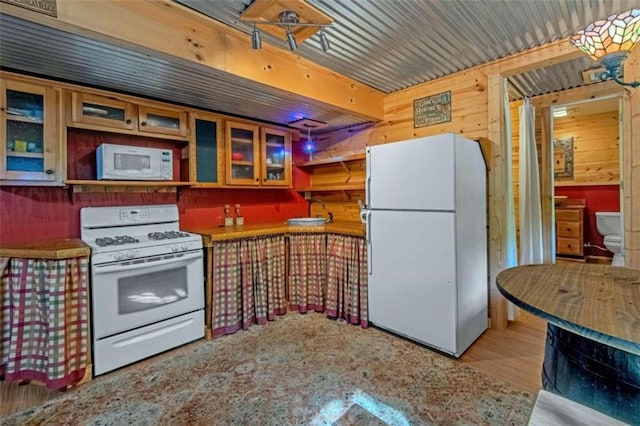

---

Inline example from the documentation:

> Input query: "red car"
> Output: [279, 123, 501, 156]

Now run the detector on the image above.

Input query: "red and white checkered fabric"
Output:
[288, 233, 326, 313]
[0, 256, 88, 389]
[326, 235, 368, 328]
[210, 236, 286, 337]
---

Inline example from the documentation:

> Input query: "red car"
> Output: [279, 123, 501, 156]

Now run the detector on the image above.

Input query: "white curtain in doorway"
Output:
[519, 98, 544, 265]
[503, 80, 519, 320]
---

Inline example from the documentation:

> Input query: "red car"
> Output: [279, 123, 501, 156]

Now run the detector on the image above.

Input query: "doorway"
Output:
[550, 96, 622, 265]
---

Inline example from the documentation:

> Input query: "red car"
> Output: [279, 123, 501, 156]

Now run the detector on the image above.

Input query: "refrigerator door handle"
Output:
[365, 210, 372, 275]
[365, 176, 371, 207]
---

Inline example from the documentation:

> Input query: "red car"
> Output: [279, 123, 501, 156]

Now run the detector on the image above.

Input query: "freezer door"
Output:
[366, 135, 455, 211]
[368, 210, 457, 354]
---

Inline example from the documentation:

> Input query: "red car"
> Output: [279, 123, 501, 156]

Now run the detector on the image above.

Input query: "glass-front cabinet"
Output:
[226, 121, 260, 186]
[71, 92, 136, 130]
[225, 121, 291, 187]
[70, 92, 188, 138]
[189, 112, 222, 186]
[261, 128, 291, 187]
[0, 79, 59, 182]
[138, 105, 188, 138]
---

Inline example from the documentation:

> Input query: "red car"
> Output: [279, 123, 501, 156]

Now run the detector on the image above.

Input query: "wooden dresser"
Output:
[555, 202, 585, 259]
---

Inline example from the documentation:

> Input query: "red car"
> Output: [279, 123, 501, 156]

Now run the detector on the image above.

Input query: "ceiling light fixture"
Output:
[570, 8, 640, 88]
[251, 24, 262, 50]
[243, 10, 331, 52]
[552, 107, 567, 118]
[318, 29, 330, 52]
[286, 27, 298, 51]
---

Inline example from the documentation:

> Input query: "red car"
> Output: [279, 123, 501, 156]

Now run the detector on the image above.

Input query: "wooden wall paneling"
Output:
[624, 48, 640, 268]
[487, 74, 508, 330]
[309, 190, 365, 223]
[540, 107, 553, 263]
[376, 71, 489, 144]
[309, 161, 365, 188]
[553, 110, 620, 186]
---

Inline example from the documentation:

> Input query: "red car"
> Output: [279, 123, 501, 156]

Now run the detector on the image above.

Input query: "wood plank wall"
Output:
[553, 110, 620, 185]
[623, 47, 639, 269]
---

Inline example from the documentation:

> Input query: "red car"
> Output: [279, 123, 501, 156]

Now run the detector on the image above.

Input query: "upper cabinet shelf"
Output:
[68, 91, 188, 141]
[296, 152, 365, 167]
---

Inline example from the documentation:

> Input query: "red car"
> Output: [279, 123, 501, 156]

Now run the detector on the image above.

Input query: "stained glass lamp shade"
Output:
[570, 8, 640, 88]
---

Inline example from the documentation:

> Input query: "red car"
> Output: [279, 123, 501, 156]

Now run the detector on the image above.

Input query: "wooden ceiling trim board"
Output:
[240, 0, 332, 43]
[528, 80, 622, 109]
[0, 0, 383, 121]
[488, 38, 585, 77]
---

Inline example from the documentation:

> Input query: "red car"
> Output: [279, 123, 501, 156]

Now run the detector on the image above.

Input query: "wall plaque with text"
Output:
[414, 91, 451, 128]
[1, 0, 57, 17]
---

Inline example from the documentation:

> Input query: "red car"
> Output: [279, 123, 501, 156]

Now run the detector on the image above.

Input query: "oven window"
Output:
[118, 267, 188, 314]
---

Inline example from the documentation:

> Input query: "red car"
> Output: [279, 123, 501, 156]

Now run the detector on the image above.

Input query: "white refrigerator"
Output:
[363, 133, 487, 357]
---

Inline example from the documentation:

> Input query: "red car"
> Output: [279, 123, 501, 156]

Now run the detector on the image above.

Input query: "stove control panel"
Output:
[92, 239, 203, 265]
[120, 209, 150, 221]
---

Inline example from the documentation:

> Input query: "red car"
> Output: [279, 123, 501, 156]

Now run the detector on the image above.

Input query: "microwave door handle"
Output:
[94, 251, 202, 274]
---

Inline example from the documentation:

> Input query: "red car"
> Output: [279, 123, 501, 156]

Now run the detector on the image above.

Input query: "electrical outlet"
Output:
[304, 191, 311, 200]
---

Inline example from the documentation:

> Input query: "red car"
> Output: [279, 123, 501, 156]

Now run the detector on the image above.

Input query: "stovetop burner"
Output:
[95, 235, 140, 247]
[148, 231, 191, 240]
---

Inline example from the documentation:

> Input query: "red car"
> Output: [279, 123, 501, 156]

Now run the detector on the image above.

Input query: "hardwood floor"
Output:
[1, 312, 547, 418]
[461, 311, 546, 393]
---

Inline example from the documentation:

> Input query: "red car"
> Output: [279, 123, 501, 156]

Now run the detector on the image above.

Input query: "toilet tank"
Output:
[596, 212, 621, 236]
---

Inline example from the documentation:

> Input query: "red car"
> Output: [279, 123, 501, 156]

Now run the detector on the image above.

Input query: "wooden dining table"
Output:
[496, 263, 639, 424]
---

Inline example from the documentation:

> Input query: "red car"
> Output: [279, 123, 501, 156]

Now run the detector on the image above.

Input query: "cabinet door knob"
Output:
[141, 121, 147, 126]
[263, 178, 267, 182]
[126, 119, 132, 124]
[46, 169, 54, 175]
[255, 178, 259, 182]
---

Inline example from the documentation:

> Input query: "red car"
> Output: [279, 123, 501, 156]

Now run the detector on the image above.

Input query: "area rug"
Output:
[4, 313, 534, 425]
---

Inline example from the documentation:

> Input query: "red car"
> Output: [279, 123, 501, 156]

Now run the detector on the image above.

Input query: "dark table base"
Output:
[542, 324, 640, 424]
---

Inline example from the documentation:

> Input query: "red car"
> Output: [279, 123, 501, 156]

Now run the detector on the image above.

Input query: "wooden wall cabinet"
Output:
[138, 105, 188, 138]
[0, 78, 62, 184]
[225, 121, 291, 187]
[556, 206, 585, 258]
[69, 92, 188, 140]
[187, 112, 223, 186]
[261, 127, 291, 187]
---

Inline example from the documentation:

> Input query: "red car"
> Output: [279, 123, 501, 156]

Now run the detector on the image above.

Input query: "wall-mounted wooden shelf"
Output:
[296, 152, 365, 167]
[297, 183, 364, 192]
[65, 180, 193, 193]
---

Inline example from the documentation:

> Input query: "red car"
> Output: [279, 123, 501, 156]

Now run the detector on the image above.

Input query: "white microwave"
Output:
[97, 143, 173, 181]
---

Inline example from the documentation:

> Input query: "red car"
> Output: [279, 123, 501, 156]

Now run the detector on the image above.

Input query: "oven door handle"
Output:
[94, 251, 202, 274]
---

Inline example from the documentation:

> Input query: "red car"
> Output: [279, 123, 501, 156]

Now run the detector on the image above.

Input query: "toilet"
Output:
[595, 212, 624, 266]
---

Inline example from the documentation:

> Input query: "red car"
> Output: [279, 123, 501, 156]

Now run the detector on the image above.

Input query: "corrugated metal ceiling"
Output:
[1, 1, 636, 132]
[178, 0, 636, 95]
[0, 14, 371, 133]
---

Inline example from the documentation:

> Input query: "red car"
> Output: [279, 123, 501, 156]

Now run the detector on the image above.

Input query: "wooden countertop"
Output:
[0, 239, 90, 259]
[182, 221, 365, 244]
[497, 264, 640, 355]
